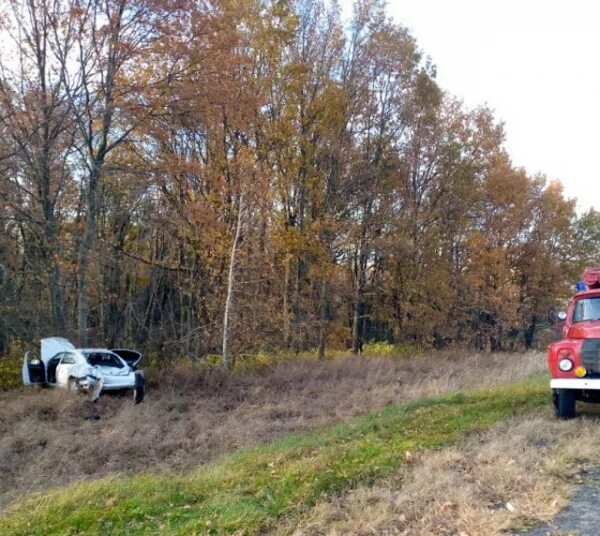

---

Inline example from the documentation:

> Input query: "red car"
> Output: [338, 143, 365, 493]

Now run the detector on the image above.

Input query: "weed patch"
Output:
[0, 351, 546, 509]
[0, 379, 548, 535]
[289, 408, 600, 536]
[0, 356, 21, 391]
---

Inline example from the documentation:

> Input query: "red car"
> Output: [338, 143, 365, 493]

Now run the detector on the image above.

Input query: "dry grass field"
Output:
[285, 412, 600, 536]
[0, 351, 545, 508]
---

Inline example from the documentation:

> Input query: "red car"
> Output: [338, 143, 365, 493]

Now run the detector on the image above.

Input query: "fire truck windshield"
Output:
[573, 296, 600, 323]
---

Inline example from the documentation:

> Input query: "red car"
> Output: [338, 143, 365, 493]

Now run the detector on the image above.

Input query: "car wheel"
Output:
[555, 389, 576, 419]
[133, 371, 145, 404]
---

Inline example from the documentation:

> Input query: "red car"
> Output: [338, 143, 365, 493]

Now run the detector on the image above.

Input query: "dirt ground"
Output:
[0, 351, 545, 508]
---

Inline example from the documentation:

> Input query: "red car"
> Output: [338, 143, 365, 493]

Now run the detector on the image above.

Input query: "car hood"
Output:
[41, 337, 75, 364]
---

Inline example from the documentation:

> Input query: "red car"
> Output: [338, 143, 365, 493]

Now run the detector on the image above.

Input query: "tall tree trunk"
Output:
[222, 193, 244, 370]
[44, 216, 66, 334]
[292, 257, 305, 353]
[41, 147, 66, 334]
[351, 206, 370, 354]
[77, 163, 100, 346]
[283, 257, 290, 348]
[292, 135, 307, 353]
[524, 316, 538, 349]
[317, 278, 329, 360]
[48, 260, 66, 333]
[352, 282, 363, 353]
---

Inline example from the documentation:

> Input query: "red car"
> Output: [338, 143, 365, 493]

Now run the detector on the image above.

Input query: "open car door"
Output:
[22, 351, 45, 385]
[110, 349, 142, 370]
[23, 338, 76, 386]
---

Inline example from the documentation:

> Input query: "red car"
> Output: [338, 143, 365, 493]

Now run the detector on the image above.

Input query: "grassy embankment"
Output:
[0, 377, 548, 535]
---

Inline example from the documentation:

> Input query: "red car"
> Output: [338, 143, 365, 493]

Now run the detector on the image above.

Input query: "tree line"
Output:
[1, 0, 599, 361]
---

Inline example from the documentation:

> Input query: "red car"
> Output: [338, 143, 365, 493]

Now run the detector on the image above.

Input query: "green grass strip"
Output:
[0, 378, 548, 535]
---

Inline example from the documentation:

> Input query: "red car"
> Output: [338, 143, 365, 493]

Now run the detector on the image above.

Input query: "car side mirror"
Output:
[557, 311, 567, 321]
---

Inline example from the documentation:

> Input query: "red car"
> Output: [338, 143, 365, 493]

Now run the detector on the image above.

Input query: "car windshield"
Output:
[573, 297, 600, 323]
[85, 352, 124, 368]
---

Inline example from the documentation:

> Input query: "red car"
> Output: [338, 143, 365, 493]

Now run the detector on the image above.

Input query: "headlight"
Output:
[558, 358, 573, 372]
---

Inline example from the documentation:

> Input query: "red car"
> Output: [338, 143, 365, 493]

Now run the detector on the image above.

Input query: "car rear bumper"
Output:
[551, 378, 600, 390]
[101, 374, 136, 390]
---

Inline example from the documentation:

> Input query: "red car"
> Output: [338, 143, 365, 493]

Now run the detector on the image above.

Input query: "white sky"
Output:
[345, 0, 600, 213]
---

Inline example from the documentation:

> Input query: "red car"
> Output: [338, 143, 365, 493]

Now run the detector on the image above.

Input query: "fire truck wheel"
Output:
[555, 389, 576, 419]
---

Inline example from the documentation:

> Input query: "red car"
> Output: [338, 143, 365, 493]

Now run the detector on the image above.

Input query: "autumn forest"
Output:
[1, 0, 599, 361]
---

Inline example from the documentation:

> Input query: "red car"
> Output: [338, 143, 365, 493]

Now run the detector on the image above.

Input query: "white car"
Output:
[22, 337, 145, 403]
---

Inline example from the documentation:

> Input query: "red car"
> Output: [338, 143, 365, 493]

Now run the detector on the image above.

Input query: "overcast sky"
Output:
[345, 0, 599, 213]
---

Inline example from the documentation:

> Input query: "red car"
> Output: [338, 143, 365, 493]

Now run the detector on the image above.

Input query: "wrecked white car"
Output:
[22, 337, 145, 403]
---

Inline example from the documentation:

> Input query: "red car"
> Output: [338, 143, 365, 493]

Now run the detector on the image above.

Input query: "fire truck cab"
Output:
[549, 267, 600, 418]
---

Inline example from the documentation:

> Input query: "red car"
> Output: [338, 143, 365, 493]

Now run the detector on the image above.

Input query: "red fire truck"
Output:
[548, 267, 600, 418]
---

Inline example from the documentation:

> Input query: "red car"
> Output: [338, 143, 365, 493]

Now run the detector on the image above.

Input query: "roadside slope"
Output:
[0, 351, 545, 506]
[286, 407, 600, 536]
[0, 379, 548, 535]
